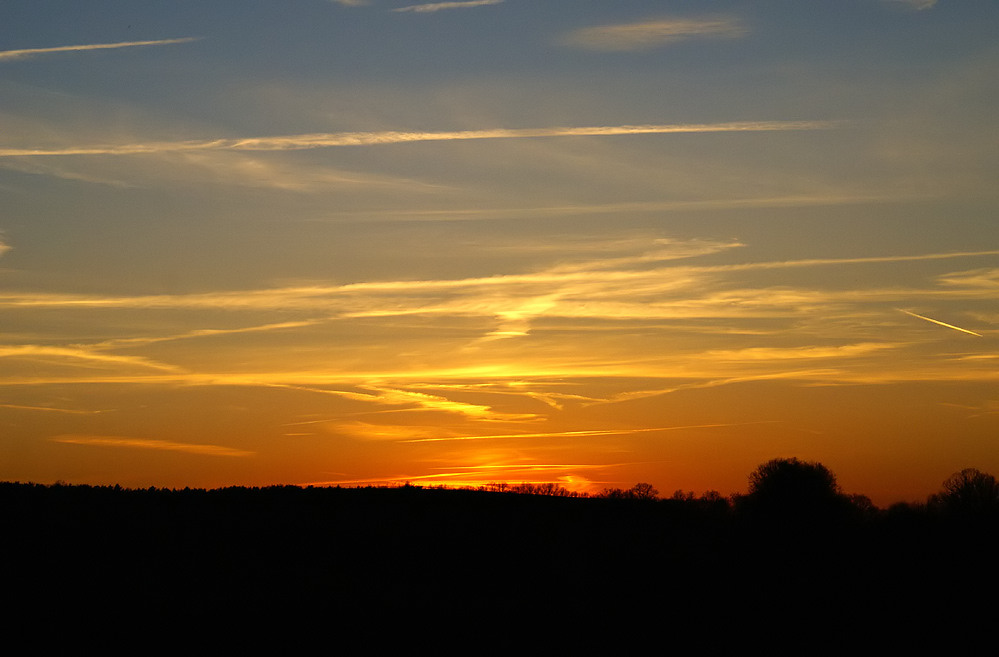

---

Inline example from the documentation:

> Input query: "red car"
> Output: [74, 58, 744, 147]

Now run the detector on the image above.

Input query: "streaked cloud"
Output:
[0, 38, 200, 61]
[897, 309, 984, 337]
[349, 385, 539, 421]
[883, 0, 937, 10]
[90, 320, 325, 350]
[3, 241, 997, 396]
[400, 422, 772, 443]
[1, 149, 446, 192]
[938, 268, 999, 289]
[256, 383, 540, 422]
[0, 158, 136, 188]
[393, 0, 504, 13]
[0, 345, 183, 372]
[345, 193, 923, 223]
[702, 343, 897, 362]
[2, 248, 996, 329]
[0, 403, 102, 415]
[50, 435, 253, 457]
[0, 120, 840, 158]
[563, 17, 747, 51]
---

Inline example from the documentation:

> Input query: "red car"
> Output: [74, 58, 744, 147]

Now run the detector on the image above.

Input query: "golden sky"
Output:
[2, 0, 998, 505]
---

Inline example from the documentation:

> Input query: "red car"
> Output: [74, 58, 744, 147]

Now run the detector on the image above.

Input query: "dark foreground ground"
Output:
[4, 482, 997, 647]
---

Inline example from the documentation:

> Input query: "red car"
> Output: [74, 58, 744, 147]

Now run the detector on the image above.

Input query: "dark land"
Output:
[4, 464, 998, 646]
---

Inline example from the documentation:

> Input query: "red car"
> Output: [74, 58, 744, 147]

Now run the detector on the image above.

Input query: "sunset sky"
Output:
[2, 0, 998, 505]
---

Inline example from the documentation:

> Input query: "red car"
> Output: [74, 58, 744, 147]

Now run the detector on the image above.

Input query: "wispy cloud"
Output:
[937, 268, 999, 289]
[2, 248, 996, 319]
[400, 422, 770, 443]
[4, 244, 997, 392]
[0, 403, 103, 415]
[341, 385, 539, 421]
[254, 383, 539, 422]
[702, 343, 897, 362]
[340, 193, 919, 223]
[0, 345, 183, 372]
[883, 0, 937, 10]
[0, 120, 840, 158]
[563, 17, 747, 51]
[393, 0, 503, 13]
[50, 435, 253, 457]
[90, 320, 325, 350]
[2, 149, 446, 192]
[0, 38, 200, 61]
[0, 235, 9, 258]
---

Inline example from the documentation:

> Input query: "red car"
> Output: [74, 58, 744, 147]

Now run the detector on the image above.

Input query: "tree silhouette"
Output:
[629, 483, 659, 500]
[743, 457, 845, 522]
[931, 468, 999, 516]
[748, 457, 839, 501]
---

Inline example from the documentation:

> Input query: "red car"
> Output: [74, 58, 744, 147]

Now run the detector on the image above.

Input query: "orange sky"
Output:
[3, 1, 999, 506]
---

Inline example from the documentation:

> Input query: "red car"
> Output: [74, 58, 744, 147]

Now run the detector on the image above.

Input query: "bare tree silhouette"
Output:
[931, 468, 999, 516]
[629, 483, 659, 500]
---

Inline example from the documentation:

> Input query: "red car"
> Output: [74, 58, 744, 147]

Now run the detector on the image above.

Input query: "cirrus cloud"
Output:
[393, 0, 504, 13]
[50, 435, 253, 457]
[562, 17, 748, 51]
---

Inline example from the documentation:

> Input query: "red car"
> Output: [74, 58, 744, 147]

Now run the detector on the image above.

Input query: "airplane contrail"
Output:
[400, 421, 775, 443]
[0, 120, 840, 157]
[0, 38, 200, 61]
[898, 309, 983, 337]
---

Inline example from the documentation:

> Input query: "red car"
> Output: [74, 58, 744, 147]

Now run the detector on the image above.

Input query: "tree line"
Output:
[3, 456, 997, 644]
[474, 457, 999, 518]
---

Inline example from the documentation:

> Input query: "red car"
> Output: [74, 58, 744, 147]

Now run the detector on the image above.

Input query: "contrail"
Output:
[898, 309, 983, 337]
[0, 120, 841, 157]
[0, 38, 200, 61]
[393, 0, 504, 12]
[400, 421, 773, 443]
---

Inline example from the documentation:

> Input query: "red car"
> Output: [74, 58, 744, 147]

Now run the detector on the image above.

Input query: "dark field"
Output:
[5, 477, 997, 646]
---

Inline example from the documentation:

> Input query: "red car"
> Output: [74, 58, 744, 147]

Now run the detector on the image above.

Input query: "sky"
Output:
[2, 0, 998, 505]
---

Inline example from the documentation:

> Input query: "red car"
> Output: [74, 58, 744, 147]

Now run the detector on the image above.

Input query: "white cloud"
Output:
[563, 17, 747, 51]
[393, 0, 503, 13]
[0, 38, 200, 61]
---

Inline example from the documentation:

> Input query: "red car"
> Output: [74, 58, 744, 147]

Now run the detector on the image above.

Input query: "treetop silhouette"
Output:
[748, 457, 840, 501]
[742, 457, 847, 523]
[931, 468, 999, 516]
